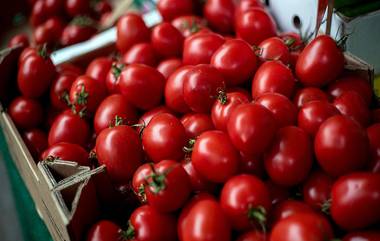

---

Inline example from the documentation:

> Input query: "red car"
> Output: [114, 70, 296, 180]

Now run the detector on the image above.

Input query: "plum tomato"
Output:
[270, 200, 315, 226]
[157, 0, 193, 21]
[41, 142, 89, 166]
[132, 163, 152, 202]
[180, 113, 214, 139]
[257, 37, 290, 65]
[8, 96, 43, 130]
[151, 22, 184, 58]
[23, 129, 48, 160]
[302, 170, 334, 210]
[105, 62, 125, 94]
[85, 57, 113, 88]
[8, 34, 29, 48]
[56, 63, 83, 76]
[34, 17, 64, 47]
[60, 17, 97, 46]
[171, 15, 207, 37]
[138, 106, 174, 129]
[156, 58, 182, 79]
[367, 124, 380, 173]
[65, 0, 90, 17]
[235, 0, 265, 15]
[181, 159, 217, 193]
[203, 0, 235, 33]
[164, 66, 192, 113]
[86, 220, 120, 241]
[50, 73, 77, 111]
[123, 43, 158, 67]
[293, 87, 330, 108]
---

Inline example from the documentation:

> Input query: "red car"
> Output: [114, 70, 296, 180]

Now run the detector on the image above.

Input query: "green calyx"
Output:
[120, 221, 135, 240]
[38, 44, 49, 59]
[183, 138, 196, 153]
[111, 63, 125, 79]
[284, 37, 296, 47]
[217, 89, 227, 105]
[321, 199, 332, 215]
[147, 172, 167, 194]
[75, 84, 89, 105]
[247, 205, 267, 233]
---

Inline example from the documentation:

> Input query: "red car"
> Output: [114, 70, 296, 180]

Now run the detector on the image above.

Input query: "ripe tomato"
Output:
[265, 126, 312, 186]
[105, 62, 125, 94]
[183, 64, 225, 113]
[297, 100, 340, 136]
[65, 0, 90, 17]
[270, 200, 315, 226]
[252, 61, 295, 99]
[343, 231, 380, 241]
[180, 113, 214, 139]
[132, 163, 152, 202]
[256, 93, 297, 128]
[367, 124, 380, 173]
[30, 0, 47, 27]
[227, 103, 277, 157]
[293, 87, 329, 108]
[48, 110, 90, 147]
[41, 142, 89, 166]
[7, 34, 29, 48]
[302, 170, 334, 210]
[138, 106, 174, 129]
[119, 64, 165, 110]
[142, 113, 187, 162]
[181, 159, 217, 193]
[334, 91, 370, 127]
[96, 125, 143, 185]
[221, 174, 271, 231]
[93, 1, 112, 17]
[94, 94, 138, 135]
[296, 35, 344, 87]
[192, 130, 239, 183]
[116, 13, 150, 53]
[85, 57, 113, 88]
[204, 0, 234, 33]
[236, 8, 277, 45]
[23, 129, 48, 160]
[235, 0, 265, 15]
[157, 0, 193, 21]
[331, 172, 380, 230]
[156, 58, 182, 79]
[86, 220, 120, 241]
[56, 63, 83, 76]
[257, 37, 290, 65]
[8, 96, 43, 130]
[211, 39, 258, 86]
[315, 115, 370, 177]
[34, 17, 64, 47]
[123, 43, 158, 67]
[50, 73, 77, 111]
[164, 66, 192, 113]
[60, 17, 97, 46]
[178, 194, 231, 241]
[236, 231, 266, 241]
[151, 22, 184, 58]
[171, 15, 207, 37]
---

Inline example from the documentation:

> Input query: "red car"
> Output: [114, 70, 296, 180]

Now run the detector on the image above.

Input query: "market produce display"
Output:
[4, 0, 380, 241]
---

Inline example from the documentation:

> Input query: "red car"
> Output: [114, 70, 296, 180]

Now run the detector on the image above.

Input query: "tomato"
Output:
[94, 94, 138, 135]
[34, 17, 64, 46]
[50, 73, 77, 111]
[180, 113, 214, 139]
[331, 172, 380, 230]
[192, 130, 239, 183]
[183, 32, 225, 65]
[119, 64, 165, 110]
[302, 170, 334, 210]
[239, 152, 265, 178]
[279, 32, 305, 51]
[296, 35, 344, 87]
[204, 0, 234, 33]
[298, 100, 340, 136]
[315, 115, 370, 177]
[266, 181, 289, 206]
[61, 17, 97, 46]
[157, 58, 182, 79]
[48, 110, 90, 147]
[123, 43, 158, 67]
[270, 200, 315, 228]
[211, 39, 257, 86]
[86, 220, 120, 241]
[105, 62, 125, 94]
[221, 174, 271, 231]
[30, 0, 47, 27]
[181, 159, 217, 193]
[367, 124, 380, 173]
[236, 231, 266, 241]
[23, 129, 48, 160]
[256, 93, 297, 128]
[85, 57, 113, 88]
[334, 91, 370, 127]
[116, 13, 150, 53]
[96, 125, 143, 185]
[8, 96, 43, 130]
[235, 0, 265, 15]
[41, 142, 89, 166]
[171, 15, 207, 37]
[93, 1, 112, 17]
[183, 64, 225, 113]
[17, 48, 56, 98]
[270, 213, 333, 241]
[65, 0, 90, 17]
[132, 163, 152, 202]
[157, 0, 193, 21]
[151, 22, 184, 58]
[164, 66, 191, 113]
[142, 113, 187, 162]
[257, 37, 290, 65]
[293, 87, 329, 108]
[252, 61, 295, 99]
[343, 231, 380, 241]
[227, 103, 277, 157]
[236, 8, 277, 46]
[56, 63, 83, 76]
[8, 34, 29, 48]
[178, 194, 231, 241]
[265, 126, 312, 186]
[124, 205, 177, 241]
[138, 106, 174, 129]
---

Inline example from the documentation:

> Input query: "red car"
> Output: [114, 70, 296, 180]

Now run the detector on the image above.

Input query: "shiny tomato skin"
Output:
[227, 103, 277, 157]
[65, 0, 90, 17]
[94, 94, 138, 135]
[86, 220, 120, 241]
[138, 106, 174, 129]
[258, 37, 290, 65]
[302, 170, 334, 210]
[96, 125, 143, 185]
[236, 231, 266, 241]
[293, 87, 330, 108]
[41, 142, 89, 166]
[105, 62, 124, 94]
[116, 13, 150, 53]
[343, 231, 380, 241]
[252, 61, 295, 99]
[119, 64, 165, 110]
[334, 91, 370, 127]
[8, 96, 43, 130]
[180, 113, 214, 139]
[236, 0, 265, 15]
[123, 43, 158, 67]
[270, 200, 315, 226]
[30, 0, 47, 27]
[171, 15, 207, 38]
[142, 113, 187, 163]
[367, 124, 380, 173]
[203, 0, 234, 33]
[220, 174, 271, 231]
[50, 73, 77, 111]
[23, 129, 48, 160]
[8, 34, 29, 48]
[181, 159, 217, 193]
[331, 172, 380, 230]
[211, 39, 258, 86]
[296, 35, 344, 87]
[131, 163, 152, 201]
[236, 8, 277, 46]
[56, 63, 83, 76]
[157, 58, 182, 79]
[157, 0, 193, 21]
[34, 17, 64, 46]
[256, 93, 297, 128]
[164, 66, 192, 113]
[61, 23, 97, 46]
[151, 22, 184, 58]
[297, 100, 340, 136]
[85, 57, 113, 88]
[315, 115, 370, 177]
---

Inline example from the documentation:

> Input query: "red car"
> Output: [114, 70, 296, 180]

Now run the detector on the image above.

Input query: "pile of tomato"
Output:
[5, 0, 380, 240]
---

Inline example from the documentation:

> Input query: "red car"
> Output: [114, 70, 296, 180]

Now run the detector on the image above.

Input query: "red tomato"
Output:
[34, 17, 64, 46]
[252, 61, 295, 99]
[256, 93, 297, 128]
[164, 66, 192, 113]
[183, 64, 225, 113]
[123, 43, 158, 67]
[266, 181, 289, 206]
[93, 1, 112, 17]
[315, 115, 370, 177]
[257, 37, 290, 65]
[151, 22, 184, 58]
[181, 159, 217, 193]
[331, 172, 380, 230]
[297, 100, 340, 136]
[183, 31, 225, 65]
[56, 63, 83, 76]
[296, 35, 344, 87]
[343, 231, 380, 241]
[105, 62, 125, 94]
[265, 126, 312, 186]
[181, 113, 214, 139]
[50, 73, 77, 111]
[192, 130, 239, 183]
[96, 125, 143, 185]
[239, 152, 265, 178]
[132, 163, 152, 202]
[138, 106, 174, 129]
[279, 32, 305, 51]
[60, 18, 97, 46]
[302, 170, 334, 210]
[8, 96, 43, 130]
[270, 200, 315, 226]
[116, 13, 150, 53]
[65, 0, 90, 17]
[221, 174, 271, 231]
[85, 57, 113, 88]
[236, 8, 277, 45]
[44, 0, 64, 16]
[30, 0, 47, 27]
[293, 87, 329, 108]
[156, 58, 182, 79]
[142, 113, 187, 163]
[211, 39, 258, 86]
[86, 220, 120, 241]
[157, 0, 193, 21]
[171, 15, 207, 37]
[367, 124, 380, 173]
[119, 64, 165, 110]
[204, 0, 234, 33]
[178, 194, 231, 241]
[23, 129, 48, 160]
[334, 91, 370, 127]
[8, 34, 29, 48]
[235, 0, 265, 15]
[236, 231, 266, 241]
[41, 142, 89, 166]
[48, 110, 90, 147]
[227, 103, 277, 157]
[94, 94, 138, 135]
